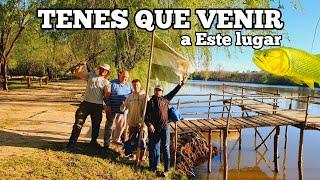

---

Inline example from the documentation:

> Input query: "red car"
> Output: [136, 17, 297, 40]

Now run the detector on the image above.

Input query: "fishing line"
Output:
[311, 16, 320, 53]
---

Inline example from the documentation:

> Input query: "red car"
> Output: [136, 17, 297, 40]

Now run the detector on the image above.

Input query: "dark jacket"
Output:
[145, 84, 181, 129]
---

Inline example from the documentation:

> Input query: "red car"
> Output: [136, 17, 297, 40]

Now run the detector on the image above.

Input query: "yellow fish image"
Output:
[253, 47, 320, 89]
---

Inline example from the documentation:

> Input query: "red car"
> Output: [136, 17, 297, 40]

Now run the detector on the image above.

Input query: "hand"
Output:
[137, 123, 142, 129]
[148, 125, 155, 133]
[79, 61, 87, 66]
[180, 74, 188, 86]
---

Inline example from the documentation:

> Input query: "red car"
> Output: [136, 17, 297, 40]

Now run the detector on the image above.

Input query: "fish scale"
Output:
[253, 47, 320, 89]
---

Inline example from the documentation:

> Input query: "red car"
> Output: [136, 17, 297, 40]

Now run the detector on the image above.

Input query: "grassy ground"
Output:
[0, 148, 184, 180]
[8, 81, 40, 89]
[0, 118, 185, 180]
[0, 80, 186, 179]
[0, 134, 185, 180]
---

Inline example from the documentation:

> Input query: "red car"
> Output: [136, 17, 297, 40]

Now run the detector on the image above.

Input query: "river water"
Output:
[165, 80, 320, 180]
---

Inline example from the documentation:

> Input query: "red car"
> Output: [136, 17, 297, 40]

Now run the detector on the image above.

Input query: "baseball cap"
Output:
[154, 85, 163, 91]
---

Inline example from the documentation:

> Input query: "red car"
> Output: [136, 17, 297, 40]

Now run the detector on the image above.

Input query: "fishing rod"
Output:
[65, 48, 107, 74]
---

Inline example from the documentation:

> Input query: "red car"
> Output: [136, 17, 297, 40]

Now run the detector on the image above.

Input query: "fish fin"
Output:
[315, 54, 320, 58]
[287, 76, 303, 85]
[303, 80, 315, 89]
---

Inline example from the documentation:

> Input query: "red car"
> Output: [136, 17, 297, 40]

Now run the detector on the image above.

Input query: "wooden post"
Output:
[173, 99, 180, 169]
[239, 87, 244, 150]
[298, 126, 305, 180]
[222, 83, 225, 118]
[45, 76, 48, 85]
[208, 130, 213, 173]
[272, 90, 279, 115]
[220, 130, 222, 162]
[39, 78, 42, 87]
[237, 143, 241, 170]
[241, 87, 244, 117]
[208, 93, 212, 119]
[238, 129, 242, 150]
[272, 96, 276, 115]
[27, 76, 31, 89]
[289, 90, 293, 110]
[298, 96, 310, 178]
[274, 126, 280, 172]
[223, 98, 232, 180]
[284, 125, 288, 149]
[254, 128, 257, 140]
[136, 31, 155, 166]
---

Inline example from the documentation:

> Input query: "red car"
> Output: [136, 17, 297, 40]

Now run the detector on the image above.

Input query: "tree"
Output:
[0, 0, 38, 90]
[1, 0, 294, 90]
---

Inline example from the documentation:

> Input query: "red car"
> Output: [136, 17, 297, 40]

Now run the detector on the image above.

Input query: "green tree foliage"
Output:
[0, 0, 40, 90]
[1, 0, 297, 90]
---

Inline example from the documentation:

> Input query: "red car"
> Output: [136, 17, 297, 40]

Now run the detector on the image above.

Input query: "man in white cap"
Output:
[65, 61, 111, 151]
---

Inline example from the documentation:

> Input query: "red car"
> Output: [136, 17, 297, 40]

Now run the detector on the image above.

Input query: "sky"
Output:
[208, 0, 320, 72]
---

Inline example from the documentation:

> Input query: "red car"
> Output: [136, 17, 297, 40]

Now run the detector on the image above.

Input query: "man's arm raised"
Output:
[75, 61, 89, 80]
[164, 74, 188, 101]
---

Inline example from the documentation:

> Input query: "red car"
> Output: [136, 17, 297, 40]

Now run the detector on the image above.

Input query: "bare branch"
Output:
[3, 27, 12, 50]
[5, 26, 25, 59]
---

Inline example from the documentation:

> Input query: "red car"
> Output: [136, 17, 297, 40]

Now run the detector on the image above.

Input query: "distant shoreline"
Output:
[189, 71, 320, 89]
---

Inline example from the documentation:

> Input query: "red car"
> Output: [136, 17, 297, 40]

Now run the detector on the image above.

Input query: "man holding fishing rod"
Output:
[65, 60, 111, 151]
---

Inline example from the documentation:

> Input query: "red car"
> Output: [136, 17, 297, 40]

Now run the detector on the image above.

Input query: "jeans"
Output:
[67, 101, 103, 147]
[148, 125, 171, 172]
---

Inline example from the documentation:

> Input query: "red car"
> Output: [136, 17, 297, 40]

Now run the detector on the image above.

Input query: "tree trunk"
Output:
[0, 61, 8, 90]
[114, 29, 138, 72]
[0, 29, 7, 90]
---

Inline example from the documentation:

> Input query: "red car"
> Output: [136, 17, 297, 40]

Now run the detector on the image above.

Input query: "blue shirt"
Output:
[105, 79, 132, 114]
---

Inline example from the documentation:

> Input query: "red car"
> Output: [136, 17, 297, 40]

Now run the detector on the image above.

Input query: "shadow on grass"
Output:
[0, 130, 149, 171]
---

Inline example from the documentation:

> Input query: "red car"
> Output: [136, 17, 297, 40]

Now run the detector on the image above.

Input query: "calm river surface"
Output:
[165, 80, 320, 180]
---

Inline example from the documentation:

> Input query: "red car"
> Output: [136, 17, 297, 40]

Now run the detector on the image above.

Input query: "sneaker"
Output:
[161, 171, 169, 178]
[113, 141, 124, 146]
[128, 154, 136, 161]
[155, 170, 162, 177]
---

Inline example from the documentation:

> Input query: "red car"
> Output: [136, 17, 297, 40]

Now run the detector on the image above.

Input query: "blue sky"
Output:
[209, 0, 320, 72]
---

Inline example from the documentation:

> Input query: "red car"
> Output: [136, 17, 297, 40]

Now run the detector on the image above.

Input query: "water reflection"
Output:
[168, 80, 319, 179]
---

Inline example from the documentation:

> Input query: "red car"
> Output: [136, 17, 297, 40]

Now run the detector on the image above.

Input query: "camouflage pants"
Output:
[67, 101, 103, 146]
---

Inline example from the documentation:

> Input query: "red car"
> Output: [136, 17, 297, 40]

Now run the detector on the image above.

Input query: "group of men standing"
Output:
[65, 61, 185, 177]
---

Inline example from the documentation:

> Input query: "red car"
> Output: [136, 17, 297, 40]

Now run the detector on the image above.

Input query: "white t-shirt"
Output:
[83, 72, 109, 104]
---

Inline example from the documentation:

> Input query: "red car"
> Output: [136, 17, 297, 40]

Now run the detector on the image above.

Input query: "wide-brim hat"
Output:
[154, 85, 163, 91]
[98, 63, 111, 71]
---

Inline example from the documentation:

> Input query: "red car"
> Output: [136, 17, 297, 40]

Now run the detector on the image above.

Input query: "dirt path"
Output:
[0, 80, 107, 159]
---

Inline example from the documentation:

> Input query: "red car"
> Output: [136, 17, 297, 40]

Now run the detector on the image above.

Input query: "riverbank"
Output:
[190, 71, 320, 88]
